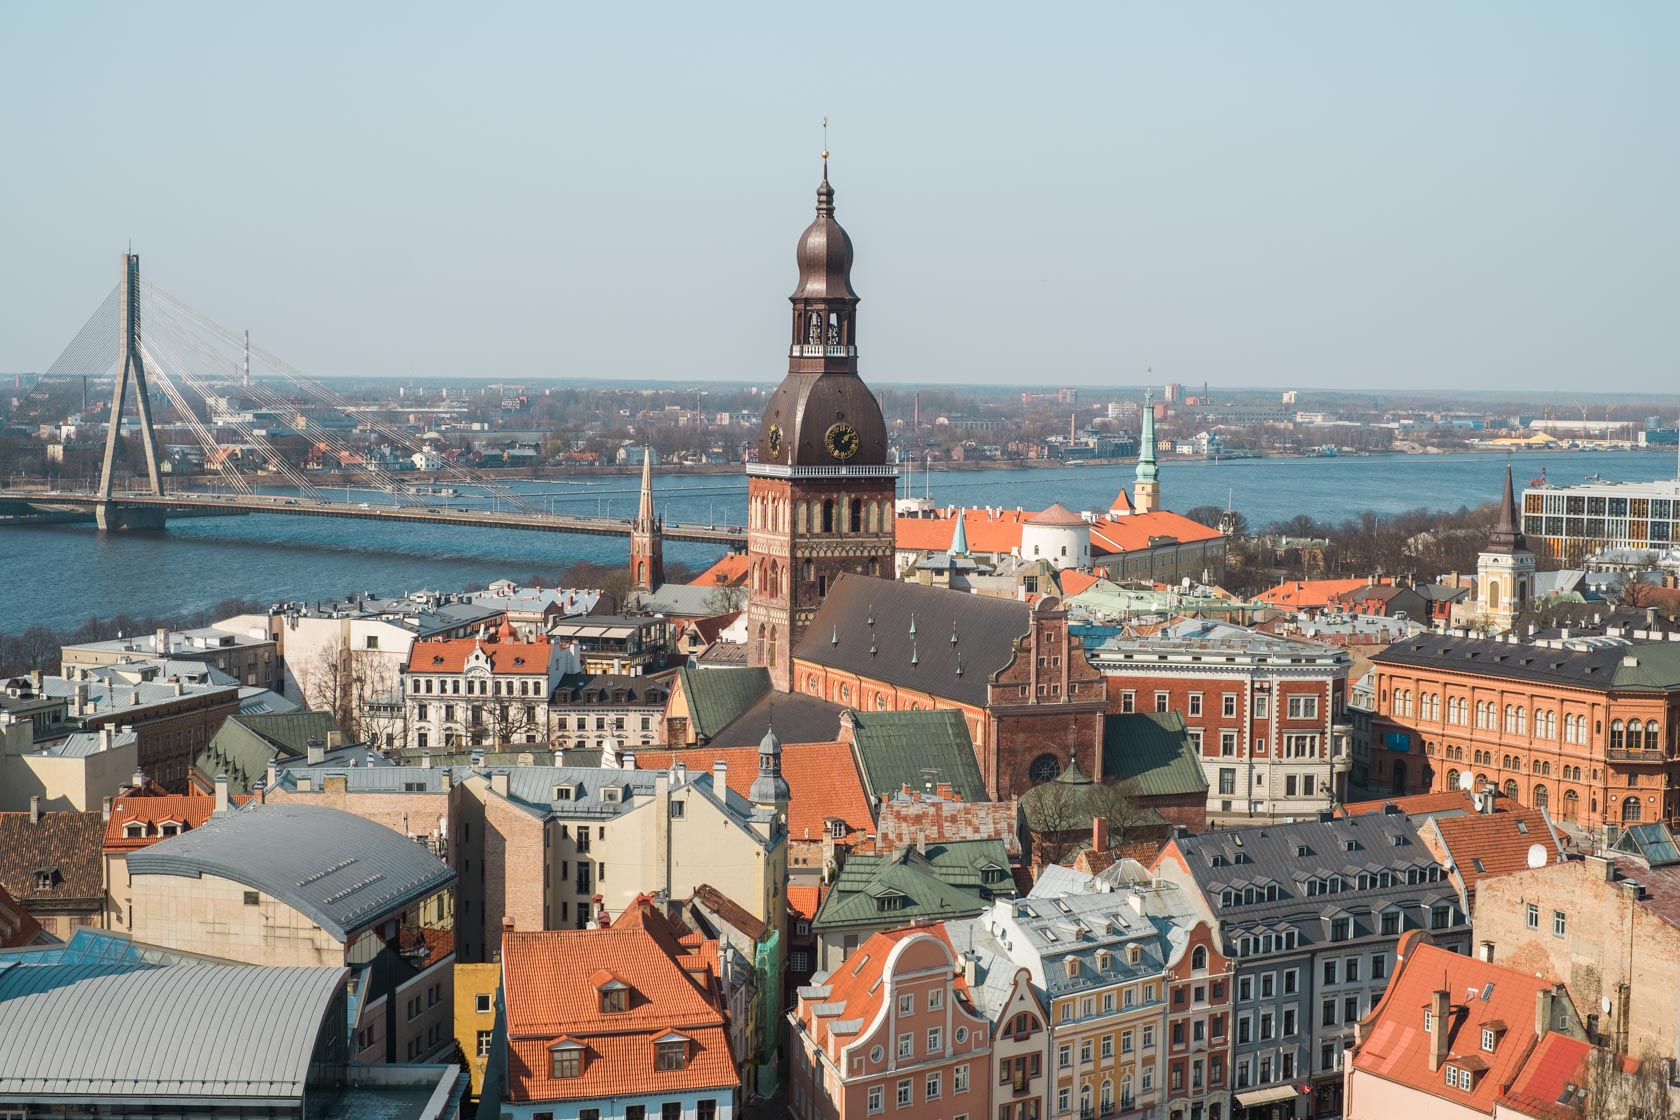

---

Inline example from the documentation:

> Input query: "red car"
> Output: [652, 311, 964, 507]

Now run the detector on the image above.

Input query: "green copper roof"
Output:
[846, 708, 987, 807]
[813, 841, 1014, 932]
[677, 665, 771, 741]
[1102, 711, 1208, 798]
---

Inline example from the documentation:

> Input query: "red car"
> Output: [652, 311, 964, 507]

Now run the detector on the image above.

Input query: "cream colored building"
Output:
[126, 802, 458, 1064]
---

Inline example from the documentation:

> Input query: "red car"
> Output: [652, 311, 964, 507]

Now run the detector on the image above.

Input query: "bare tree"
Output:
[1026, 777, 1084, 867]
[300, 643, 398, 744]
[1627, 1047, 1674, 1120]
[703, 581, 747, 615]
[1089, 780, 1155, 848]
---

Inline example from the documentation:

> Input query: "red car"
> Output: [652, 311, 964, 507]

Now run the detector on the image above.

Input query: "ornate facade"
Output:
[747, 166, 896, 691]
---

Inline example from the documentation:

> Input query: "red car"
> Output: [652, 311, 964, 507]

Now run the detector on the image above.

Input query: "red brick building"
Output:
[1090, 622, 1350, 820]
[1369, 633, 1680, 830]
[1164, 921, 1234, 1118]
[790, 574, 1107, 799]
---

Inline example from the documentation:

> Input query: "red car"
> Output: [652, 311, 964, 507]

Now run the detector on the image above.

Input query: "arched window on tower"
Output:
[850, 498, 862, 533]
[802, 559, 814, 584]
[867, 501, 879, 533]
[755, 623, 765, 664]
[822, 500, 834, 534]
[808, 311, 822, 344]
[768, 627, 778, 666]
[796, 502, 807, 534]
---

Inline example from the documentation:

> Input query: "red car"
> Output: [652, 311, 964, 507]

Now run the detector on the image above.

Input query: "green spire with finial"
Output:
[1135, 381, 1159, 485]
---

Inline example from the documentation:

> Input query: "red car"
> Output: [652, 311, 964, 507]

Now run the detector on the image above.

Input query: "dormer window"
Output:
[601, 787, 623, 804]
[1127, 945, 1142, 965]
[34, 869, 57, 891]
[600, 986, 628, 1014]
[655, 1035, 690, 1071]
[875, 891, 905, 913]
[1481, 1028, 1496, 1051]
[550, 1041, 584, 1078]
[981, 866, 1006, 884]
[123, 822, 147, 838]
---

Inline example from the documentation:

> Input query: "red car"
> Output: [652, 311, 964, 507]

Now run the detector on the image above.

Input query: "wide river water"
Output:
[1, 448, 1670, 632]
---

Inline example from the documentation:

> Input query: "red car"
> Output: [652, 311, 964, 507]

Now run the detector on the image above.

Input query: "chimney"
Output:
[214, 773, 230, 816]
[440, 768, 452, 792]
[306, 737, 325, 765]
[502, 916, 515, 934]
[490, 770, 510, 797]
[713, 759, 728, 791]
[101, 795, 112, 822]
[72, 683, 90, 717]
[155, 627, 169, 655]
[421, 751, 432, 769]
[916, 829, 928, 855]
[1093, 815, 1110, 853]
[29, 796, 41, 824]
[132, 767, 145, 789]
[326, 731, 344, 748]
[553, 749, 564, 767]
[1535, 988, 1554, 1037]
[1428, 989, 1450, 1071]
[267, 758, 279, 790]
[170, 678, 183, 697]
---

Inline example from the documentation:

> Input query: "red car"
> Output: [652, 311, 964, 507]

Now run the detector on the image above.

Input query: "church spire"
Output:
[629, 446, 663, 592]
[948, 508, 970, 557]
[1485, 461, 1528, 554]
[1133, 383, 1161, 514]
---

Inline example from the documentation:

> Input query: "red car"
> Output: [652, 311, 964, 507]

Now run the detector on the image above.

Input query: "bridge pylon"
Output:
[96, 253, 167, 530]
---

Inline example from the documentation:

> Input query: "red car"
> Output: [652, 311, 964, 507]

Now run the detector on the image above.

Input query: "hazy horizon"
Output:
[2, 2, 1674, 392]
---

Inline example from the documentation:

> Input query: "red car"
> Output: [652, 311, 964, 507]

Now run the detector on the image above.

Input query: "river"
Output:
[1, 449, 1670, 632]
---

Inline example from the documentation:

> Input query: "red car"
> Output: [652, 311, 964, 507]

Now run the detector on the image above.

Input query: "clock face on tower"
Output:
[825, 422, 860, 461]
[767, 424, 783, 459]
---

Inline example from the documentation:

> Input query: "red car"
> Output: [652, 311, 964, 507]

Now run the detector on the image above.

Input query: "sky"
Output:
[1, 3, 1674, 393]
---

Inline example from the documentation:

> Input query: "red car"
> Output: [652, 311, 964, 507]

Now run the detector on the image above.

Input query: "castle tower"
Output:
[630, 446, 664, 592]
[1476, 463, 1535, 632]
[1133, 386, 1161, 514]
[746, 159, 897, 691]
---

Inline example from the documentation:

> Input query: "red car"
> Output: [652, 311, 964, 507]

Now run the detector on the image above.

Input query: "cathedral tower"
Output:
[1476, 463, 1534, 632]
[747, 161, 897, 691]
[630, 446, 664, 592]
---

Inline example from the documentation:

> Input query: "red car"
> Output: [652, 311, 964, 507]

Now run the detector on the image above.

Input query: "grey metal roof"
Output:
[1373, 633, 1680, 692]
[0, 959, 346, 1100]
[125, 804, 455, 942]
[275, 764, 458, 794]
[30, 730, 137, 758]
[498, 764, 665, 816]
[794, 573, 1033, 708]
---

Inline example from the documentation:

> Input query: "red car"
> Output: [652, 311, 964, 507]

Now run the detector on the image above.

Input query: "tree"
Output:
[1626, 1047, 1674, 1120]
[1088, 780, 1154, 848]
[703, 578, 747, 615]
[299, 643, 399, 745]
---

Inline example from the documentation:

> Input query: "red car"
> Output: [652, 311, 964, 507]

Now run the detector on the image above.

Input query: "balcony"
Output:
[1608, 748, 1671, 764]
[789, 344, 857, 358]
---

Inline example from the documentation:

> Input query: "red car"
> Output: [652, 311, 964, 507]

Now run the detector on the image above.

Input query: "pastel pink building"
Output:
[789, 922, 993, 1120]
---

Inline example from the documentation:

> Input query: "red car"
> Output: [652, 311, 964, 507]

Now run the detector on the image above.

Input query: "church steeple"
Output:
[630, 446, 663, 592]
[1476, 462, 1534, 632]
[1485, 461, 1528, 554]
[1133, 385, 1161, 514]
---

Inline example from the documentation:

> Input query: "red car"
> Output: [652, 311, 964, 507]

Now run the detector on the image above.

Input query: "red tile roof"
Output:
[0, 882, 44, 948]
[1340, 790, 1513, 819]
[1351, 935, 1565, 1115]
[103, 794, 222, 852]
[1058, 570, 1103, 598]
[501, 906, 736, 1103]
[689, 553, 750, 587]
[405, 634, 552, 674]
[1257, 578, 1384, 609]
[1088, 511, 1223, 555]
[1428, 808, 1562, 897]
[786, 884, 825, 927]
[1108, 490, 1133, 514]
[640, 741, 874, 844]
[1498, 1032, 1592, 1120]
[895, 508, 1033, 554]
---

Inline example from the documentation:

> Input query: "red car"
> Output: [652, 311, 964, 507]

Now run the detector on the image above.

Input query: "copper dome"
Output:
[757, 370, 888, 468]
[791, 179, 858, 302]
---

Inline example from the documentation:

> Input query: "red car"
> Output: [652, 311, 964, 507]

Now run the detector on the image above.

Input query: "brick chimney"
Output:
[1428, 988, 1450, 1071]
[1093, 816, 1110, 854]
[29, 795, 41, 824]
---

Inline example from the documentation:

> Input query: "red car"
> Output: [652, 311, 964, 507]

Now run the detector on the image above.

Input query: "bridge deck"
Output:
[0, 489, 746, 545]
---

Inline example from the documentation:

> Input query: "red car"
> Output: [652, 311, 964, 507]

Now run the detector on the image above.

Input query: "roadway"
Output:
[0, 486, 747, 545]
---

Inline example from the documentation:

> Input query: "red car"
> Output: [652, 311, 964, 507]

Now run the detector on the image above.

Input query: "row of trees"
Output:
[0, 598, 266, 679]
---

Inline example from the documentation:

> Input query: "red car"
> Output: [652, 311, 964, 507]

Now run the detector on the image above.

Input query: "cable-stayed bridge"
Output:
[0, 254, 744, 547]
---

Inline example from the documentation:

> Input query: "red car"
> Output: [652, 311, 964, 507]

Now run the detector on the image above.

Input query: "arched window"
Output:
[821, 499, 835, 534]
[1191, 945, 1208, 971]
[867, 501, 879, 533]
[1611, 720, 1625, 751]
[1102, 1081, 1114, 1111]
[801, 559, 814, 584]
[755, 623, 765, 663]
[796, 502, 807, 534]
[1650, 722, 1662, 752]
[850, 498, 863, 533]
[1446, 768, 1459, 791]
[1504, 779, 1519, 800]
[1534, 785, 1549, 811]
[1623, 797, 1643, 823]
[767, 627, 778, 667]
[1029, 754, 1061, 784]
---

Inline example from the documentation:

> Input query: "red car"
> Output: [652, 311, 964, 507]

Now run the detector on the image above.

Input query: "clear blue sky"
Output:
[1, 2, 1673, 392]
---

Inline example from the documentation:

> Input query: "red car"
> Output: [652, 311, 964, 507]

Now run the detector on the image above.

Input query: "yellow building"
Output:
[455, 961, 501, 1098]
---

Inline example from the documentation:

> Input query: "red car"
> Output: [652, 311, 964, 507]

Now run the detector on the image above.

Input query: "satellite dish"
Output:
[1602, 995, 1613, 1014]
[1458, 771, 1475, 791]
[1526, 843, 1547, 869]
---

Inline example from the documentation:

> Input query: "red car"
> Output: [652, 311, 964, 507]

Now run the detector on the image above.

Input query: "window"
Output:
[1431, 905, 1453, 931]
[1219, 768, 1236, 795]
[656, 1041, 687, 1070]
[1142, 1025, 1155, 1049]
[629, 1108, 646, 1120]
[581, 1111, 599, 1120]
[1283, 969, 1298, 995]
[552, 1047, 582, 1078]
[898, 1033, 913, 1059]
[926, 1071, 942, 1100]
[1189, 693, 1203, 716]
[897, 1079, 912, 1108]
[1527, 904, 1540, 930]
[1554, 910, 1567, 938]
[954, 1064, 969, 1093]
[1345, 996, 1359, 1022]
[1346, 957, 1360, 983]
[1323, 960, 1337, 986]
[1155, 692, 1169, 713]
[476, 1029, 493, 1056]
[868, 1087, 884, 1115]
[1482, 1028, 1497, 1052]
[1322, 1000, 1336, 1027]
[1221, 731, 1237, 756]
[929, 988, 944, 1012]
[1371, 953, 1386, 980]
[243, 890, 259, 906]
[899, 993, 914, 1015]
[600, 987, 628, 1014]
[1237, 977, 1252, 1002]
[1223, 694, 1238, 718]
[928, 1027, 943, 1053]
[1381, 909, 1401, 936]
